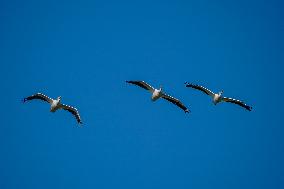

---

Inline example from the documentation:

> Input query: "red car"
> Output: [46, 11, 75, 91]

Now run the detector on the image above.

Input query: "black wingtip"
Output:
[22, 98, 27, 103]
[185, 109, 190, 113]
[184, 82, 191, 87]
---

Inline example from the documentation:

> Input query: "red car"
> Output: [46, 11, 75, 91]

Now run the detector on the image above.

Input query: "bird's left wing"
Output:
[126, 81, 155, 93]
[162, 94, 190, 113]
[60, 104, 83, 124]
[23, 93, 53, 103]
[185, 83, 215, 97]
[222, 97, 252, 111]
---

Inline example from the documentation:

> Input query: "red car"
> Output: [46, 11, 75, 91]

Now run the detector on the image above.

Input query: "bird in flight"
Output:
[185, 82, 252, 111]
[126, 80, 190, 113]
[23, 93, 82, 124]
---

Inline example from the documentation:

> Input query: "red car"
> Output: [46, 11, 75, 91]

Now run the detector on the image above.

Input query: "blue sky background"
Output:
[1, 0, 284, 188]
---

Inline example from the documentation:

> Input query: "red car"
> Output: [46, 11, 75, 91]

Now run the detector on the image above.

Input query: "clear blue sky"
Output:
[1, 0, 283, 188]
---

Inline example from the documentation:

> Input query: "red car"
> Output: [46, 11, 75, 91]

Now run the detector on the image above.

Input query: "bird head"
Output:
[57, 96, 62, 101]
[219, 90, 224, 96]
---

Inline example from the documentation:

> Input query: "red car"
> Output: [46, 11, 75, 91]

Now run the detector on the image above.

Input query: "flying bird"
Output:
[126, 80, 190, 113]
[185, 82, 252, 111]
[23, 93, 82, 124]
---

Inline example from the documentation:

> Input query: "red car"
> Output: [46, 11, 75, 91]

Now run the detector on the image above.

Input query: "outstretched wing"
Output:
[126, 81, 155, 93]
[185, 83, 215, 97]
[60, 104, 83, 124]
[222, 97, 252, 111]
[162, 94, 190, 113]
[23, 93, 53, 103]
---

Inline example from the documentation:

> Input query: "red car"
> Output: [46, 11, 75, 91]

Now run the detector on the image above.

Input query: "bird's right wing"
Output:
[126, 81, 155, 93]
[162, 93, 190, 113]
[23, 93, 53, 103]
[222, 97, 252, 111]
[185, 83, 215, 97]
[60, 104, 83, 124]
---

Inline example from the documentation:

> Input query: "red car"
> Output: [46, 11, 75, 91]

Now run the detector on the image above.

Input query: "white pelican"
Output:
[126, 80, 190, 113]
[23, 93, 82, 124]
[185, 82, 252, 111]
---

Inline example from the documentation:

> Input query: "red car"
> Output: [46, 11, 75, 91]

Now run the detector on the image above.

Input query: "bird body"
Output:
[151, 88, 162, 101]
[213, 91, 223, 105]
[50, 97, 61, 112]
[23, 93, 82, 124]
